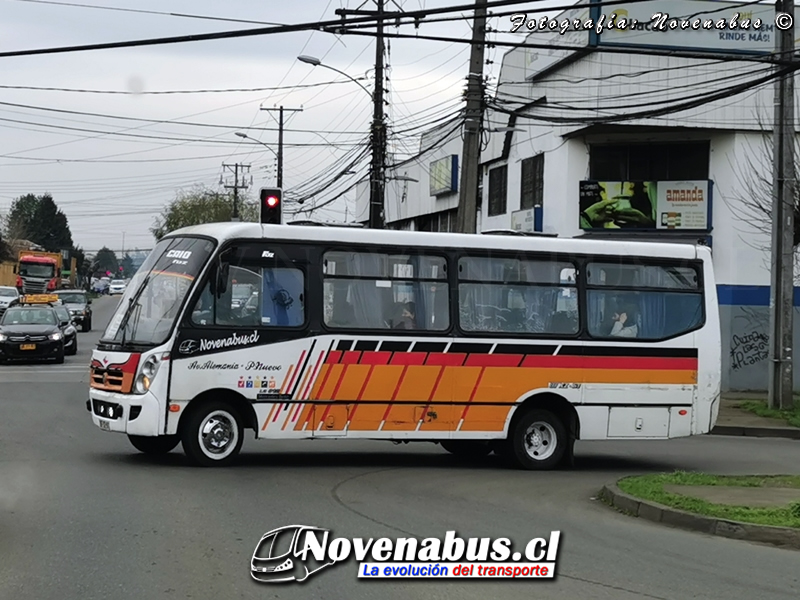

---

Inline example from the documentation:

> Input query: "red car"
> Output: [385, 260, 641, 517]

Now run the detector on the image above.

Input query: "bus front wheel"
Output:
[508, 409, 566, 470]
[128, 434, 180, 455]
[181, 402, 244, 467]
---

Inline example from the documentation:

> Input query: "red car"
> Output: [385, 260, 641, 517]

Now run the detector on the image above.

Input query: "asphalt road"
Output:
[1, 295, 799, 600]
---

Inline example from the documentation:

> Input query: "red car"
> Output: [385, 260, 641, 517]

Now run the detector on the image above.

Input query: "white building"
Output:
[356, 0, 798, 392]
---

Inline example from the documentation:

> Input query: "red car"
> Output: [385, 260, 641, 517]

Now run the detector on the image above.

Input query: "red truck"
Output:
[16, 251, 62, 294]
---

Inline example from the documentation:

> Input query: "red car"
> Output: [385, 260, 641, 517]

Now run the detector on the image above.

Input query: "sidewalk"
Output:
[712, 395, 800, 439]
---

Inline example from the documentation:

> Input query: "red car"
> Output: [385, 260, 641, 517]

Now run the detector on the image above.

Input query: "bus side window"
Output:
[261, 267, 305, 327]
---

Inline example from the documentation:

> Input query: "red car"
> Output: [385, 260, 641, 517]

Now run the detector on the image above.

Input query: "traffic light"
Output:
[260, 188, 282, 225]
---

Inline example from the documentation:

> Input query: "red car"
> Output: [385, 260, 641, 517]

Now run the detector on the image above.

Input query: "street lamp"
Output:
[235, 132, 279, 186]
[298, 54, 384, 229]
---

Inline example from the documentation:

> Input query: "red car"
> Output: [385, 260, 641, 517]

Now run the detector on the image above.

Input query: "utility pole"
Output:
[222, 163, 251, 222]
[455, 0, 488, 234]
[336, 0, 404, 229]
[768, 0, 796, 410]
[261, 106, 303, 188]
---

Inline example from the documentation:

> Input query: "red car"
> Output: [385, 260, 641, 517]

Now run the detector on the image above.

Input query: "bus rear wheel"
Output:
[128, 434, 180, 455]
[181, 402, 244, 467]
[508, 409, 566, 470]
[440, 440, 492, 459]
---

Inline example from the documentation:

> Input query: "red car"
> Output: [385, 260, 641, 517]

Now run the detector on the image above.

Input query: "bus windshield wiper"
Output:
[118, 272, 151, 348]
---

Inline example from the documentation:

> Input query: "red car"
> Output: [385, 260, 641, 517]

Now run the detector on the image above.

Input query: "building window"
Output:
[589, 142, 709, 181]
[458, 254, 578, 335]
[520, 154, 544, 210]
[323, 251, 449, 331]
[488, 165, 508, 216]
[585, 260, 704, 341]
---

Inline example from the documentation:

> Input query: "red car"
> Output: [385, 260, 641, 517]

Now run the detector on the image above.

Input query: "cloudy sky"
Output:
[0, 0, 545, 255]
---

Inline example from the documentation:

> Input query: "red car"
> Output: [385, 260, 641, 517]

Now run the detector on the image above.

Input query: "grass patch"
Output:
[617, 472, 800, 529]
[738, 400, 800, 428]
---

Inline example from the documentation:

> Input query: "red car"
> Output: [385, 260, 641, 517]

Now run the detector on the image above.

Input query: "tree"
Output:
[5, 193, 74, 252]
[92, 247, 119, 277]
[120, 253, 134, 278]
[5, 193, 39, 242]
[151, 185, 258, 240]
[729, 117, 800, 263]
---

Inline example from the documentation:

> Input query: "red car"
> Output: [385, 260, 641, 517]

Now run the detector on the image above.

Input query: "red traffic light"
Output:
[260, 187, 282, 225]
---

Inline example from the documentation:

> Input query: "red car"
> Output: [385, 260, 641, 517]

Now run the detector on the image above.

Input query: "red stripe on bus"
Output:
[325, 350, 342, 364]
[347, 365, 377, 424]
[381, 366, 410, 422]
[460, 367, 486, 422]
[284, 350, 306, 392]
[300, 351, 326, 399]
[519, 355, 698, 370]
[389, 352, 428, 365]
[341, 351, 362, 365]
[418, 366, 445, 426]
[465, 354, 524, 367]
[359, 351, 392, 365]
[425, 353, 466, 366]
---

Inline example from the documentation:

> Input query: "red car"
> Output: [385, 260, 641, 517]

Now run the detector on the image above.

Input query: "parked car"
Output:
[52, 304, 78, 355]
[55, 289, 92, 332]
[109, 279, 127, 295]
[0, 286, 20, 319]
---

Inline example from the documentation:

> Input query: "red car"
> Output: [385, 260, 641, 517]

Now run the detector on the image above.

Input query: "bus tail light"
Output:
[678, 409, 688, 416]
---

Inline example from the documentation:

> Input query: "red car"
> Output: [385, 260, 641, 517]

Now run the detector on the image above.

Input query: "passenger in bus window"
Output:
[393, 302, 417, 329]
[610, 305, 639, 338]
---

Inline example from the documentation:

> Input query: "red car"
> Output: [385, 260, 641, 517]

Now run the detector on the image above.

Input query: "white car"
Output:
[0, 286, 20, 317]
[109, 280, 127, 295]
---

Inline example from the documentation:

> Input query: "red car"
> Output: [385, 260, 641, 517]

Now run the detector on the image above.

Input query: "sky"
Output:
[0, 0, 546, 256]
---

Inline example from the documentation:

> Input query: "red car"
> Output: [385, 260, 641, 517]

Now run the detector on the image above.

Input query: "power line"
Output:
[8, 0, 284, 26]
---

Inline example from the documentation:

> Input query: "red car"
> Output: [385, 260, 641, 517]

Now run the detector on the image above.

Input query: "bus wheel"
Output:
[509, 409, 566, 470]
[440, 440, 492, 459]
[128, 434, 180, 455]
[181, 402, 244, 467]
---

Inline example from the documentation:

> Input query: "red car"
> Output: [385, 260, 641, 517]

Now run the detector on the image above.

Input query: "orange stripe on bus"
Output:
[383, 365, 442, 431]
[279, 364, 296, 395]
[347, 365, 404, 430]
[262, 404, 277, 430]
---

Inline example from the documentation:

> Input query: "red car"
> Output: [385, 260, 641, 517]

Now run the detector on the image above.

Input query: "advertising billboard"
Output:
[590, 0, 795, 55]
[579, 180, 711, 231]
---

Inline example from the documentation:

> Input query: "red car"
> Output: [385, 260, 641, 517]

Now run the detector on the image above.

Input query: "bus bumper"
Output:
[88, 388, 162, 436]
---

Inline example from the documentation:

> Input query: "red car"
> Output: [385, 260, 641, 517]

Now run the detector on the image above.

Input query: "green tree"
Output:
[120, 253, 134, 278]
[5, 193, 39, 242]
[5, 193, 74, 252]
[151, 185, 257, 240]
[32, 194, 73, 252]
[92, 247, 119, 277]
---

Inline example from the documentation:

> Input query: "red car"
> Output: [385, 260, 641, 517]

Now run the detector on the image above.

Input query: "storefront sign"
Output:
[579, 180, 711, 231]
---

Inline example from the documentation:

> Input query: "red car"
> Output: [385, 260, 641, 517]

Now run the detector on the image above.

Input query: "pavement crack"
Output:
[330, 468, 421, 538]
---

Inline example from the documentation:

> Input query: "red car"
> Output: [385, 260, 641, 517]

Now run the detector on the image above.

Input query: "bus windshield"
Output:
[102, 236, 215, 347]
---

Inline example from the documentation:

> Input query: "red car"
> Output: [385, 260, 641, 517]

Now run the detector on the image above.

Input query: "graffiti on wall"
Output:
[730, 330, 769, 371]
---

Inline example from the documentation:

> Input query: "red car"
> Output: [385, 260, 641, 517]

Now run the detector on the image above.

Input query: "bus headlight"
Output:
[134, 353, 165, 394]
[134, 374, 151, 394]
[142, 354, 160, 379]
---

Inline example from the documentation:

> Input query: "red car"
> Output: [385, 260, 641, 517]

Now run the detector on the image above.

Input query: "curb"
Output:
[599, 483, 800, 550]
[711, 425, 800, 440]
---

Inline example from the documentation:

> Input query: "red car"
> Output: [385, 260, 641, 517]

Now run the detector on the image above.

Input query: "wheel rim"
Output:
[523, 421, 557, 461]
[197, 410, 239, 460]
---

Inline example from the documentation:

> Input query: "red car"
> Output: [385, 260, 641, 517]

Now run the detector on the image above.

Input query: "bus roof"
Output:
[166, 222, 706, 261]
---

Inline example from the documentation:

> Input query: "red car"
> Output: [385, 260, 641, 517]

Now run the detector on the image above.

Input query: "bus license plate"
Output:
[20, 344, 36, 350]
[98, 419, 111, 431]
